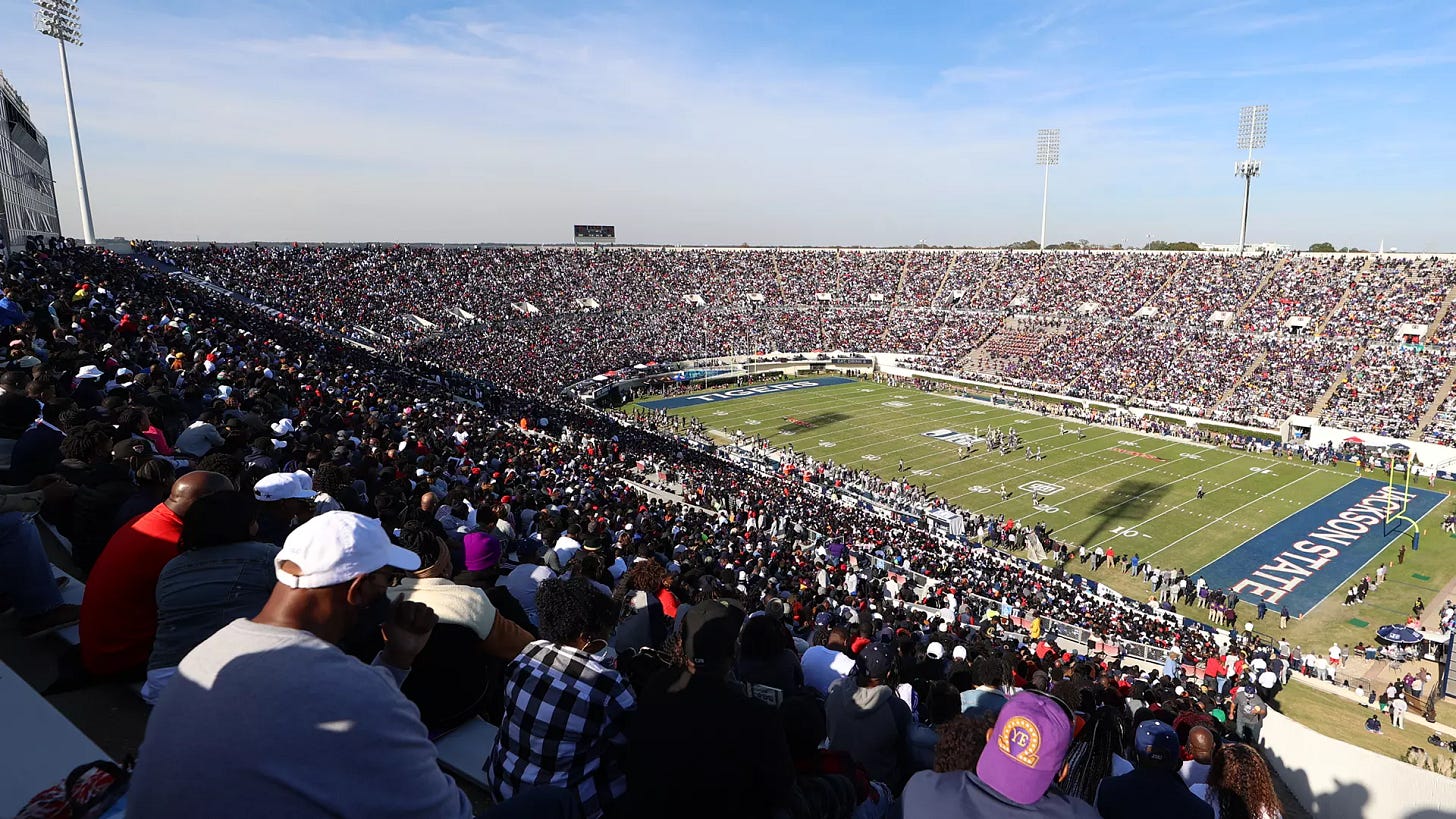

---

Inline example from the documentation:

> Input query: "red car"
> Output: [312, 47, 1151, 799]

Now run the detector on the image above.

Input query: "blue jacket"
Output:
[1094, 767, 1213, 819]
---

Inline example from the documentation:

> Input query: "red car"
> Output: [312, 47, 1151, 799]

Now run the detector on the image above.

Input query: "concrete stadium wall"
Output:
[1260, 710, 1456, 819]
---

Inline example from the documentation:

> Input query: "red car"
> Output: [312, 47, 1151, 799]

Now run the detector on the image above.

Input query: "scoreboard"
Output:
[574, 225, 616, 245]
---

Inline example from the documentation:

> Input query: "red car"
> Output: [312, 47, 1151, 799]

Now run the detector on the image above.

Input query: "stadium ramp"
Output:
[928, 251, 960, 306]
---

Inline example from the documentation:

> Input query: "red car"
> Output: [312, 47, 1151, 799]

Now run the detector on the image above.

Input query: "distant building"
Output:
[0, 69, 61, 249]
[1199, 241, 1293, 253]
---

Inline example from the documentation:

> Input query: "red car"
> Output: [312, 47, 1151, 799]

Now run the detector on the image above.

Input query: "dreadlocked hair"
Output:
[394, 519, 442, 569]
[59, 421, 112, 461]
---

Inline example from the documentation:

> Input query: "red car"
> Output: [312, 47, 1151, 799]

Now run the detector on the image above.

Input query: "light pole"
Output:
[34, 0, 95, 245]
[1036, 129, 1060, 250]
[1235, 104, 1268, 255]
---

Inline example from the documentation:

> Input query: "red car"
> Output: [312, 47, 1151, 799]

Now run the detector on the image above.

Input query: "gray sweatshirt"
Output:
[126, 619, 473, 818]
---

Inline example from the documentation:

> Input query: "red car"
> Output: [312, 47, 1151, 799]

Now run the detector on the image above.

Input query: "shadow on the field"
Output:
[776, 411, 850, 433]
[1081, 478, 1173, 549]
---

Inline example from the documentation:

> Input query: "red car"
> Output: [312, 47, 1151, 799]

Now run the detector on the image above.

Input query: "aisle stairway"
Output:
[1425, 279, 1456, 343]
[1135, 255, 1188, 315]
[1310, 347, 1366, 417]
[1313, 255, 1372, 336]
[1235, 256, 1290, 319]
[930, 252, 962, 306]
[1414, 367, 1456, 440]
[878, 253, 915, 346]
[1217, 351, 1268, 406]
[966, 252, 1008, 310]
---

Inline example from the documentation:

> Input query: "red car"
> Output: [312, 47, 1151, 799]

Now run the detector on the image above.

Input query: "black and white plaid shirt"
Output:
[486, 639, 635, 818]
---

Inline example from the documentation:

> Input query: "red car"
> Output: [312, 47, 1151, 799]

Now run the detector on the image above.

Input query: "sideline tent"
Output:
[1375, 624, 1423, 645]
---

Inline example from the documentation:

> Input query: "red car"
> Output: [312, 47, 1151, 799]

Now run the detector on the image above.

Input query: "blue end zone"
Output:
[1196, 478, 1444, 614]
[640, 377, 857, 410]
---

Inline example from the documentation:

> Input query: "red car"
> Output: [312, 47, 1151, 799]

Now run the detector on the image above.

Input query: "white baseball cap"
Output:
[275, 511, 420, 589]
[927, 642, 945, 659]
[254, 472, 315, 502]
[952, 645, 968, 661]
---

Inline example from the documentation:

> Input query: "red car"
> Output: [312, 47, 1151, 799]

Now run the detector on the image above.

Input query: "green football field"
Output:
[635, 378, 1456, 649]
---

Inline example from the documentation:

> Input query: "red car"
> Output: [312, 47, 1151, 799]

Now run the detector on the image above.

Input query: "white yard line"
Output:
[1143, 469, 1330, 560]
[1187, 481, 1353, 575]
[1022, 452, 1257, 530]
[953, 436, 1211, 511]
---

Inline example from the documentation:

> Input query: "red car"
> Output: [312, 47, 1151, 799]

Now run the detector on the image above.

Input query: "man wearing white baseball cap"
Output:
[127, 511, 474, 818]
[253, 471, 317, 548]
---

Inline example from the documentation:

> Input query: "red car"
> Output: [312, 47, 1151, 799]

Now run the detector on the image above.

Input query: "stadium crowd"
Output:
[147, 243, 1456, 441]
[0, 244, 1309, 817]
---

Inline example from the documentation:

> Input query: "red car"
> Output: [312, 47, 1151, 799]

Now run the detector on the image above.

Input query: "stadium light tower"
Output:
[1235, 104, 1268, 255]
[1035, 129, 1060, 250]
[34, 0, 96, 245]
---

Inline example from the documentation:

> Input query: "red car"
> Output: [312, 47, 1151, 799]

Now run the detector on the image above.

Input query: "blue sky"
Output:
[2, 1, 1454, 247]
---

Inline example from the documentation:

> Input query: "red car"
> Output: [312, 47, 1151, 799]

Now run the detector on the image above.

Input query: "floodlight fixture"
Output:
[1237, 104, 1268, 152]
[34, 0, 82, 44]
[1036, 129, 1060, 250]
[1234, 104, 1268, 254]
[34, 0, 95, 245]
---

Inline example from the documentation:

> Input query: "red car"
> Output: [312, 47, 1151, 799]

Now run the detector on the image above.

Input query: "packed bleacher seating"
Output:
[1, 242, 1332, 816]
[145, 244, 1456, 441]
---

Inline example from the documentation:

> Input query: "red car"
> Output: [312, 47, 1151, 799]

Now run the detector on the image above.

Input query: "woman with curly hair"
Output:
[611, 558, 674, 652]
[931, 712, 997, 772]
[613, 558, 674, 615]
[486, 576, 633, 819]
[1196, 743, 1283, 819]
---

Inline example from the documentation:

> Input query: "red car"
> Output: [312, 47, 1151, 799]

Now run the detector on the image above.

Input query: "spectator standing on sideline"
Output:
[126, 512, 473, 818]
[1234, 686, 1268, 745]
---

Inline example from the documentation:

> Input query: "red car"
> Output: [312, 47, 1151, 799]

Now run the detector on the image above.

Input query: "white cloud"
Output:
[0, 1, 1451, 249]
